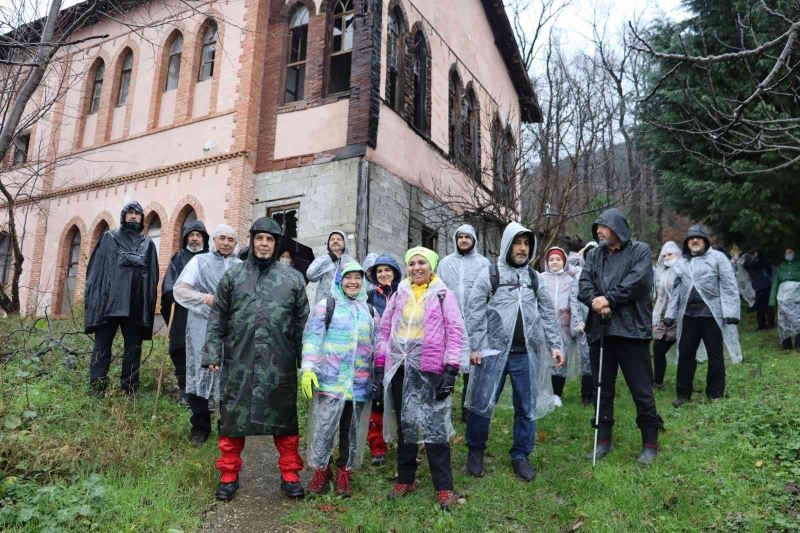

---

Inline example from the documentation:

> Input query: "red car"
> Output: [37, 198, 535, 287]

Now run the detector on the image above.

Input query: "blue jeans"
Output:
[466, 351, 536, 459]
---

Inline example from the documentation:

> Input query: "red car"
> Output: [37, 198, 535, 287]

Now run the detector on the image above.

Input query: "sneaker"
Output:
[189, 429, 210, 447]
[371, 455, 385, 467]
[636, 446, 658, 467]
[436, 489, 458, 511]
[552, 396, 563, 407]
[306, 466, 332, 496]
[280, 480, 305, 499]
[511, 457, 535, 482]
[215, 479, 239, 502]
[387, 481, 416, 500]
[586, 441, 612, 462]
[335, 468, 352, 498]
[466, 449, 484, 477]
[672, 396, 690, 408]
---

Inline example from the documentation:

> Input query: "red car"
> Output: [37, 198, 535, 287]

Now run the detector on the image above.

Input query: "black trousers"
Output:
[589, 337, 663, 442]
[187, 393, 212, 435]
[391, 366, 453, 490]
[169, 348, 186, 392]
[754, 288, 774, 329]
[677, 316, 725, 399]
[652, 338, 676, 386]
[90, 318, 143, 393]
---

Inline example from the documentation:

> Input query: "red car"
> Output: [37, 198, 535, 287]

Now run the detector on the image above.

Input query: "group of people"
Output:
[84, 201, 761, 511]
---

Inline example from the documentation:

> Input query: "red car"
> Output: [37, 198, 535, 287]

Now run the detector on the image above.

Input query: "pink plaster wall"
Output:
[273, 100, 349, 159]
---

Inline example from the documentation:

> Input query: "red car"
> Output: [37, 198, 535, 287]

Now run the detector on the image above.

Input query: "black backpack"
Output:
[324, 297, 375, 330]
[488, 263, 539, 297]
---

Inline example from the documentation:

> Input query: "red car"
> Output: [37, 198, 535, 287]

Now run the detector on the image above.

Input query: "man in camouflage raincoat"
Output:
[202, 217, 310, 502]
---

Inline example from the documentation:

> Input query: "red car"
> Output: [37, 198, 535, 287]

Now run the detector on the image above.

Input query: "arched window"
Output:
[284, 6, 309, 103]
[61, 230, 81, 315]
[328, 0, 353, 94]
[504, 125, 517, 187]
[146, 214, 162, 254]
[117, 50, 133, 106]
[386, 7, 405, 110]
[492, 118, 514, 202]
[0, 232, 11, 286]
[182, 208, 197, 231]
[92, 220, 109, 250]
[411, 30, 429, 134]
[89, 61, 104, 114]
[463, 86, 481, 177]
[198, 21, 218, 81]
[448, 68, 464, 161]
[165, 33, 183, 91]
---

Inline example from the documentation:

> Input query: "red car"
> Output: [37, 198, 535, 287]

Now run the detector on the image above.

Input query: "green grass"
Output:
[1, 312, 798, 531]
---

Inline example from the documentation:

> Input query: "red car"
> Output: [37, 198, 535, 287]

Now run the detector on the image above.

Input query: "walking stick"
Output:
[592, 316, 608, 468]
[152, 302, 176, 419]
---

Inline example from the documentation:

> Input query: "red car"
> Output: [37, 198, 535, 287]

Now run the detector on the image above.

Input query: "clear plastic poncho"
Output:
[174, 249, 242, 399]
[567, 252, 592, 376]
[665, 249, 743, 363]
[540, 247, 583, 378]
[464, 222, 563, 421]
[378, 277, 468, 445]
[437, 224, 491, 313]
[653, 241, 681, 327]
[734, 255, 756, 308]
[777, 281, 800, 342]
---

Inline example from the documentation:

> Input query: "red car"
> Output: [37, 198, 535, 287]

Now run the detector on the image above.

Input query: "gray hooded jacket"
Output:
[306, 229, 353, 304]
[437, 224, 491, 312]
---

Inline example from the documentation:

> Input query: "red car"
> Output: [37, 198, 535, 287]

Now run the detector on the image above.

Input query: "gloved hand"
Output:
[663, 318, 676, 328]
[435, 366, 459, 402]
[300, 370, 318, 400]
[725, 317, 739, 325]
[372, 369, 384, 401]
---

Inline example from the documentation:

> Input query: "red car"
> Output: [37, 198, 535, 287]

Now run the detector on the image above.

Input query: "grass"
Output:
[0, 311, 798, 531]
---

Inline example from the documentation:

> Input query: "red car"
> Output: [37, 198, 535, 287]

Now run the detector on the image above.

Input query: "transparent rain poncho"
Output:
[174, 246, 242, 399]
[567, 252, 592, 376]
[653, 241, 681, 328]
[666, 249, 743, 363]
[540, 247, 583, 378]
[777, 281, 800, 342]
[302, 261, 375, 469]
[734, 255, 756, 308]
[464, 222, 562, 421]
[377, 277, 468, 445]
[437, 224, 491, 313]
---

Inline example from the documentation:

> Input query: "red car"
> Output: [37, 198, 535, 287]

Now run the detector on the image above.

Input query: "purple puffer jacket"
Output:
[374, 277, 464, 374]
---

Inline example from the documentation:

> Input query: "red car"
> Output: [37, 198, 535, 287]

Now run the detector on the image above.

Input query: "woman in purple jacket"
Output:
[373, 246, 467, 511]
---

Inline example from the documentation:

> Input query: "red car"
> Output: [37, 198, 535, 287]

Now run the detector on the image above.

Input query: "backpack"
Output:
[488, 263, 539, 297]
[324, 297, 375, 330]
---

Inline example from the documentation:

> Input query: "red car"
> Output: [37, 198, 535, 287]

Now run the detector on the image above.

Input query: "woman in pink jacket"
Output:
[373, 246, 466, 511]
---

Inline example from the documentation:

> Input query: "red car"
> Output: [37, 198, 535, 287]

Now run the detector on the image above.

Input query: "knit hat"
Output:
[546, 247, 567, 264]
[405, 246, 439, 272]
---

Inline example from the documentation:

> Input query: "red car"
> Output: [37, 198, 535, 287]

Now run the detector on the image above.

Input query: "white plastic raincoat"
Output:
[540, 247, 582, 378]
[437, 224, 491, 312]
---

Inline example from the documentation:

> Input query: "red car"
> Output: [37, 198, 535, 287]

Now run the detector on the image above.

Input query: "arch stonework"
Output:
[52, 217, 87, 315]
[148, 26, 188, 130]
[169, 195, 205, 255]
[74, 52, 112, 150]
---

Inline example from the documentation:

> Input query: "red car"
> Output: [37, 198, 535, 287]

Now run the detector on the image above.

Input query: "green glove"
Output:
[300, 370, 319, 400]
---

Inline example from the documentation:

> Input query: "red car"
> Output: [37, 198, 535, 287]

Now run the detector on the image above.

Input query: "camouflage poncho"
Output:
[202, 237, 310, 437]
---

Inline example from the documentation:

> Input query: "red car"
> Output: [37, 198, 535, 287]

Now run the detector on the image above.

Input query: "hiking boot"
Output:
[371, 455, 385, 466]
[466, 449, 484, 477]
[781, 338, 793, 351]
[386, 481, 416, 500]
[436, 489, 458, 511]
[511, 457, 535, 482]
[637, 446, 658, 467]
[335, 468, 352, 498]
[189, 429, 210, 447]
[280, 480, 305, 499]
[306, 466, 332, 496]
[215, 479, 239, 502]
[586, 441, 613, 462]
[672, 396, 690, 408]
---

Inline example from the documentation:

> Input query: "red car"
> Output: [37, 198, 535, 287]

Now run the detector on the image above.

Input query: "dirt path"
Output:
[201, 436, 308, 533]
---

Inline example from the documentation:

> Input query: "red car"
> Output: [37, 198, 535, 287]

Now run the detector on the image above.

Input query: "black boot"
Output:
[795, 335, 800, 350]
[782, 338, 793, 351]
[511, 457, 535, 482]
[551, 375, 566, 398]
[586, 441, 612, 462]
[280, 480, 305, 499]
[466, 449, 484, 477]
[672, 396, 690, 408]
[189, 428, 210, 447]
[215, 479, 240, 501]
[636, 429, 659, 467]
[580, 375, 594, 405]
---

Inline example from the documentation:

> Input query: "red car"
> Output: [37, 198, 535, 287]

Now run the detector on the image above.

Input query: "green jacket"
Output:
[769, 259, 800, 306]
[202, 256, 309, 437]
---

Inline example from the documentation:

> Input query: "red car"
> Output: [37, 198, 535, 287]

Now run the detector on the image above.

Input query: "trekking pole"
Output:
[592, 317, 608, 468]
[152, 302, 176, 419]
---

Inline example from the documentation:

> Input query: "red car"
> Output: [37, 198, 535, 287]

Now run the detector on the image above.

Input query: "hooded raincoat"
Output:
[540, 247, 583, 378]
[201, 218, 310, 437]
[769, 256, 800, 342]
[374, 273, 466, 444]
[653, 241, 681, 341]
[665, 225, 743, 363]
[365, 254, 403, 316]
[734, 254, 756, 308]
[302, 261, 377, 469]
[578, 208, 653, 344]
[174, 230, 242, 400]
[161, 220, 209, 352]
[307, 230, 353, 304]
[567, 252, 592, 376]
[437, 224, 491, 313]
[84, 201, 159, 339]
[464, 222, 562, 421]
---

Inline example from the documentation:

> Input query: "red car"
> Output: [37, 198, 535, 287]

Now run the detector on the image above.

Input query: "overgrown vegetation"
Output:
[0, 312, 798, 531]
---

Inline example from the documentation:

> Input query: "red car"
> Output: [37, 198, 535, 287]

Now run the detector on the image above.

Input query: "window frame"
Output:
[12, 131, 30, 166]
[268, 203, 300, 239]
[198, 22, 218, 82]
[89, 62, 104, 114]
[164, 33, 183, 92]
[448, 68, 464, 163]
[463, 86, 481, 178]
[410, 30, 429, 134]
[386, 7, 405, 111]
[61, 230, 81, 315]
[327, 0, 354, 95]
[284, 6, 309, 104]
[116, 50, 133, 107]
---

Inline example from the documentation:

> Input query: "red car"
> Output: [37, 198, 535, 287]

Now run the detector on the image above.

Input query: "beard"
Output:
[187, 243, 203, 253]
